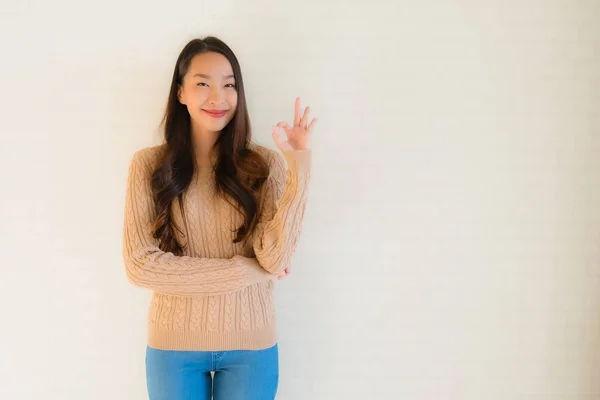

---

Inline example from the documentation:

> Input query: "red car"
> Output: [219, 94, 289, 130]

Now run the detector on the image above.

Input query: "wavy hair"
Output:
[151, 37, 270, 255]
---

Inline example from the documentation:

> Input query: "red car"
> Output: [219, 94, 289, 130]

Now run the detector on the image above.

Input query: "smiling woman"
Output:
[121, 36, 316, 400]
[177, 52, 239, 152]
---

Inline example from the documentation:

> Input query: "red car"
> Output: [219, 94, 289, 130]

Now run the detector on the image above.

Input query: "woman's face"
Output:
[178, 52, 238, 134]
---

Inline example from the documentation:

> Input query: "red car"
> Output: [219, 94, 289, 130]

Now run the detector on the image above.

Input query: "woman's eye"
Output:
[197, 82, 208, 87]
[225, 83, 235, 88]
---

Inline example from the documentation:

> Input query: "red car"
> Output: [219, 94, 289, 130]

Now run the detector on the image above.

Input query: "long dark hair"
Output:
[151, 37, 270, 255]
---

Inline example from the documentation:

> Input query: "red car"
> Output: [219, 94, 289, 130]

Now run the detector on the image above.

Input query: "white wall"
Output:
[1, 0, 599, 398]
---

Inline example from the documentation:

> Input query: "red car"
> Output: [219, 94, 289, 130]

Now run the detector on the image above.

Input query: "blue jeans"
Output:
[145, 344, 279, 400]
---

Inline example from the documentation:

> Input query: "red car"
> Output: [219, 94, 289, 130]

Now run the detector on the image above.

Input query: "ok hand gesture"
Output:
[272, 97, 317, 152]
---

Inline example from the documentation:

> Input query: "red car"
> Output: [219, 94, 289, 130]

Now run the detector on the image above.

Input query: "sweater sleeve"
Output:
[252, 149, 312, 274]
[122, 149, 274, 297]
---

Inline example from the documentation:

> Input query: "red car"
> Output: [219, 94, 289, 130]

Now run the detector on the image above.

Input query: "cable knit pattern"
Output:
[253, 148, 312, 275]
[122, 144, 311, 351]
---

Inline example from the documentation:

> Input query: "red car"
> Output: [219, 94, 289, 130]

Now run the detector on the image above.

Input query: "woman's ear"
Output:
[177, 85, 185, 105]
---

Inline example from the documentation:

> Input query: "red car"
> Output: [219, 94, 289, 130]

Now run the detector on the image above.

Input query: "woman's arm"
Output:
[252, 97, 316, 275]
[252, 149, 312, 274]
[123, 149, 274, 297]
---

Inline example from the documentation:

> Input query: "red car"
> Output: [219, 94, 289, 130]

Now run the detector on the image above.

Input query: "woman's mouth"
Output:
[202, 109, 228, 118]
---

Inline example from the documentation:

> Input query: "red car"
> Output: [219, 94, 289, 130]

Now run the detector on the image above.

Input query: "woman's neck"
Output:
[191, 124, 219, 168]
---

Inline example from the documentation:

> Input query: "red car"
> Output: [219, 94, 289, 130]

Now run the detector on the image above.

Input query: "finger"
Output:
[272, 125, 286, 150]
[277, 271, 288, 280]
[276, 122, 291, 141]
[274, 124, 294, 151]
[280, 122, 292, 133]
[294, 97, 300, 127]
[307, 117, 317, 132]
[300, 106, 310, 128]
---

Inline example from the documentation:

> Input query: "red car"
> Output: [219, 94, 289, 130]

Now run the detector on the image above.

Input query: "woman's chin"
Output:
[191, 118, 230, 134]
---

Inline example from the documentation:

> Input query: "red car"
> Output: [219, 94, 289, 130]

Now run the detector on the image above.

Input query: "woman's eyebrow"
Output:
[192, 73, 235, 79]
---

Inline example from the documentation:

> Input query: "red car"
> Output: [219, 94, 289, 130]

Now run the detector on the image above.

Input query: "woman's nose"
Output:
[208, 88, 224, 104]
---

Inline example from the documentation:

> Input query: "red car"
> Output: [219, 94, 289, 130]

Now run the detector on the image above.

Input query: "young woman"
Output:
[122, 36, 316, 399]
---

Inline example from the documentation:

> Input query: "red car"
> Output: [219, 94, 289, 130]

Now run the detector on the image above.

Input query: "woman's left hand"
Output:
[272, 97, 317, 152]
[276, 267, 290, 280]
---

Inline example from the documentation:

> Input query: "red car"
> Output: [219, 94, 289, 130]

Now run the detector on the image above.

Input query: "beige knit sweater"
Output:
[122, 144, 311, 351]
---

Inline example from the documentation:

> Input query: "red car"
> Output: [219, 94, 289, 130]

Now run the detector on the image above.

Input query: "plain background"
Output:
[1, 0, 599, 398]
